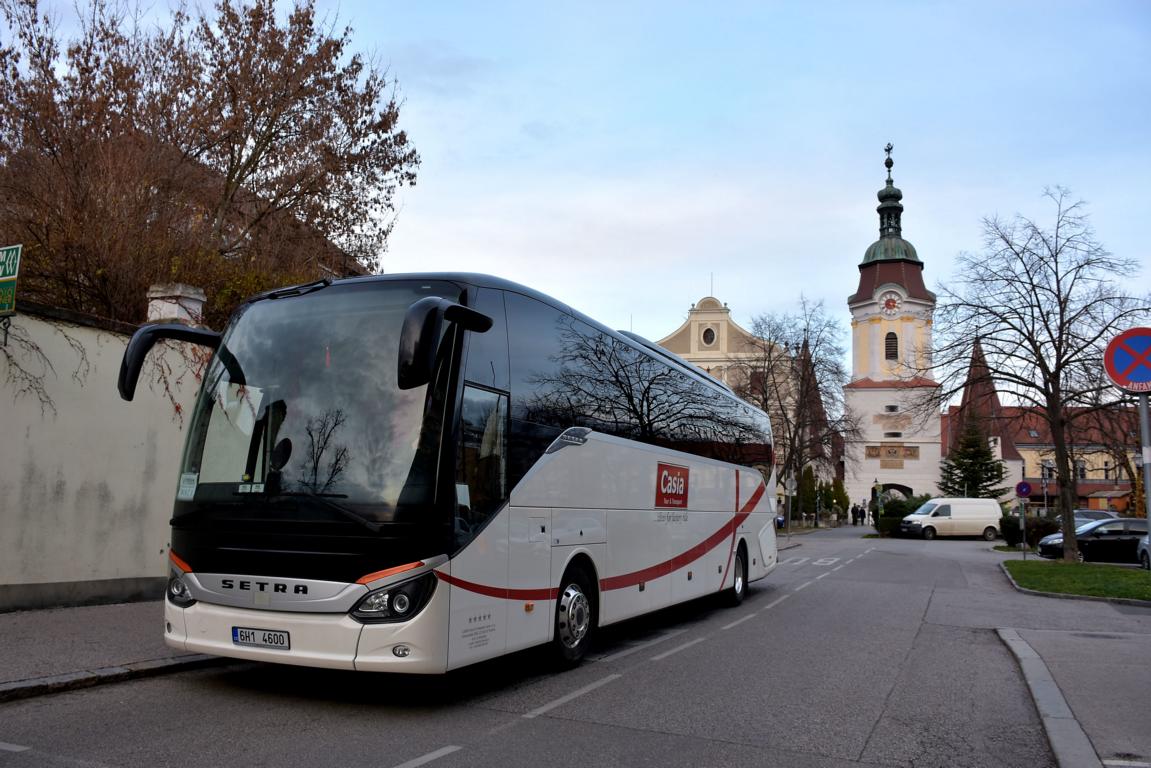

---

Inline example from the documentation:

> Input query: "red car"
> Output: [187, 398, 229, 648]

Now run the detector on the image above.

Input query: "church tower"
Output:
[844, 145, 941, 506]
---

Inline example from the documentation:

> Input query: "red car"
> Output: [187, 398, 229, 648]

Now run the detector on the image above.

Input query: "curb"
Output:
[998, 562, 1151, 608]
[0, 654, 240, 703]
[997, 628, 1101, 768]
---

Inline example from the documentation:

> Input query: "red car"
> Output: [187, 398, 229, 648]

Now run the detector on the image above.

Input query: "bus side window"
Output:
[455, 386, 508, 547]
[462, 288, 509, 391]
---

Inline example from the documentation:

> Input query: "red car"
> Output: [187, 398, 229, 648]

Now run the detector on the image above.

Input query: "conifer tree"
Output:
[938, 418, 1008, 498]
[832, 478, 850, 512]
[798, 466, 817, 524]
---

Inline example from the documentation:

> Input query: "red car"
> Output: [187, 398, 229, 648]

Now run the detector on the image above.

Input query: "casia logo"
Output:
[655, 463, 689, 508]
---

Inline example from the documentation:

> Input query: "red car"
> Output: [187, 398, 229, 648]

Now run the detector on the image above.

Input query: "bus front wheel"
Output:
[552, 567, 595, 666]
[724, 545, 747, 606]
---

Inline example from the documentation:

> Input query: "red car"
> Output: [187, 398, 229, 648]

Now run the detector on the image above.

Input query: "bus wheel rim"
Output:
[558, 584, 590, 648]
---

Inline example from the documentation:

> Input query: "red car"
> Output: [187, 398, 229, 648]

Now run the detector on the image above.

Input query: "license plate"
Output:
[232, 626, 290, 650]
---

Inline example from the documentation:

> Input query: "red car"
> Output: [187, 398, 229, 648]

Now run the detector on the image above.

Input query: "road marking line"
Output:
[763, 594, 790, 610]
[832, 565, 845, 571]
[721, 612, 758, 630]
[794, 580, 813, 592]
[390, 746, 461, 768]
[523, 674, 622, 719]
[0, 742, 30, 753]
[816, 572, 830, 580]
[783, 556, 809, 566]
[591, 628, 687, 662]
[1103, 761, 1151, 767]
[651, 637, 707, 661]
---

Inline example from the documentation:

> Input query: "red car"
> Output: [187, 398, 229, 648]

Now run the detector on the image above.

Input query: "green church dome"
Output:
[863, 237, 919, 264]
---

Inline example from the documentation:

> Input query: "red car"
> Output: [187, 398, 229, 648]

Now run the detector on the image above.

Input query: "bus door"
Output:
[446, 288, 515, 668]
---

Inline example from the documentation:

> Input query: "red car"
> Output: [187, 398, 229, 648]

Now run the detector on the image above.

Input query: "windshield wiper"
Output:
[265, 279, 331, 300]
[275, 491, 383, 532]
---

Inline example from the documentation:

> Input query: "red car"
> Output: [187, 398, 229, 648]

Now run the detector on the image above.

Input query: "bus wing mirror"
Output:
[397, 298, 493, 390]
[118, 324, 221, 401]
[443, 303, 493, 333]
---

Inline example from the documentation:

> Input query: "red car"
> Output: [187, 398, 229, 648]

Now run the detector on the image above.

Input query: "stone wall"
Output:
[0, 303, 199, 611]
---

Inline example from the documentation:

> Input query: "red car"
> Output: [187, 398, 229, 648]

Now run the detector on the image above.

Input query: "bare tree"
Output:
[931, 188, 1150, 559]
[0, 0, 419, 327]
[1075, 396, 1144, 515]
[731, 297, 859, 511]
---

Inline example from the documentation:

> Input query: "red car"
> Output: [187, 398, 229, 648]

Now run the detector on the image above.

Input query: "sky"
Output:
[317, 0, 1150, 345]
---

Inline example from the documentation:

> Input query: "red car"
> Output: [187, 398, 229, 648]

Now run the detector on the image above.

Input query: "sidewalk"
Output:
[0, 600, 228, 702]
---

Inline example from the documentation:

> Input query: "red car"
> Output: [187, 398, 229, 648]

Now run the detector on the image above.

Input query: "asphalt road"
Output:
[0, 527, 1092, 767]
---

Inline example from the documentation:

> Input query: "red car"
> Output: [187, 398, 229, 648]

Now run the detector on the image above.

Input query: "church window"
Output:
[884, 332, 898, 360]
[884, 432, 902, 438]
[884, 405, 899, 413]
[702, 327, 716, 346]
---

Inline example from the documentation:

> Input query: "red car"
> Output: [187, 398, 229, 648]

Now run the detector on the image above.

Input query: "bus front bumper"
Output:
[164, 585, 450, 674]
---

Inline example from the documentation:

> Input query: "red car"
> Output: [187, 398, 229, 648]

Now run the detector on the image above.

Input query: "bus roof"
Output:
[247, 272, 741, 402]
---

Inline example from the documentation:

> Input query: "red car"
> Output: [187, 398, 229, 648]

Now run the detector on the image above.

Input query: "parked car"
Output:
[1072, 508, 1120, 522]
[1138, 534, 1149, 570]
[1037, 517, 1149, 563]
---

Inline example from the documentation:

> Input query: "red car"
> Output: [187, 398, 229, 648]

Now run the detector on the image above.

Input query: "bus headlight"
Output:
[166, 574, 196, 607]
[351, 572, 437, 624]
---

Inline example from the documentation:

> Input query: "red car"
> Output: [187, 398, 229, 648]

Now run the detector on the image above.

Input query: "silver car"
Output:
[1138, 533, 1149, 570]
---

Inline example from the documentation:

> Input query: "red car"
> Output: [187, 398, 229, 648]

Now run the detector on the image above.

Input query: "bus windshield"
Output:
[176, 280, 462, 526]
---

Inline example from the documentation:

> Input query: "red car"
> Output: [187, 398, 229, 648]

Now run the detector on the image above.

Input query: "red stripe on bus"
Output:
[434, 482, 768, 601]
[356, 561, 425, 584]
[435, 570, 559, 601]
[169, 550, 192, 573]
[601, 482, 766, 592]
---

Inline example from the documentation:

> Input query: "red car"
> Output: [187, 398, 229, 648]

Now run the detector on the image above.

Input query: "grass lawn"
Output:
[1004, 559, 1151, 602]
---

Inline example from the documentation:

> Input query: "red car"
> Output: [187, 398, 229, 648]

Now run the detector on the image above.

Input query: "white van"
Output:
[900, 498, 1002, 540]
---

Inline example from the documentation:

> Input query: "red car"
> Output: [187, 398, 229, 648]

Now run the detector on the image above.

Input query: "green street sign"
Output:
[0, 243, 21, 316]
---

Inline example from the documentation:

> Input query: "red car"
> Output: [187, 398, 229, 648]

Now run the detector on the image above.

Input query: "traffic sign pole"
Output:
[1015, 482, 1031, 559]
[1139, 393, 1151, 522]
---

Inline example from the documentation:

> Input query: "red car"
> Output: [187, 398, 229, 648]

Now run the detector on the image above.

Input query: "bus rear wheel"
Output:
[552, 567, 595, 666]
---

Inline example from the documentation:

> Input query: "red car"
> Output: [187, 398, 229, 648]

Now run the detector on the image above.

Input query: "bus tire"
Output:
[724, 544, 748, 606]
[552, 566, 595, 666]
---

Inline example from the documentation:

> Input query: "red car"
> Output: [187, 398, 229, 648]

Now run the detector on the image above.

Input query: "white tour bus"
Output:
[118, 274, 778, 673]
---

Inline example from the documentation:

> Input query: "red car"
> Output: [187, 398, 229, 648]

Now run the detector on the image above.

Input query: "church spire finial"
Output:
[876, 142, 903, 238]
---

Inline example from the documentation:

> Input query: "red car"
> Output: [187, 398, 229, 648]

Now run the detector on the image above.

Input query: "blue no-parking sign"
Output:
[1104, 327, 1151, 393]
